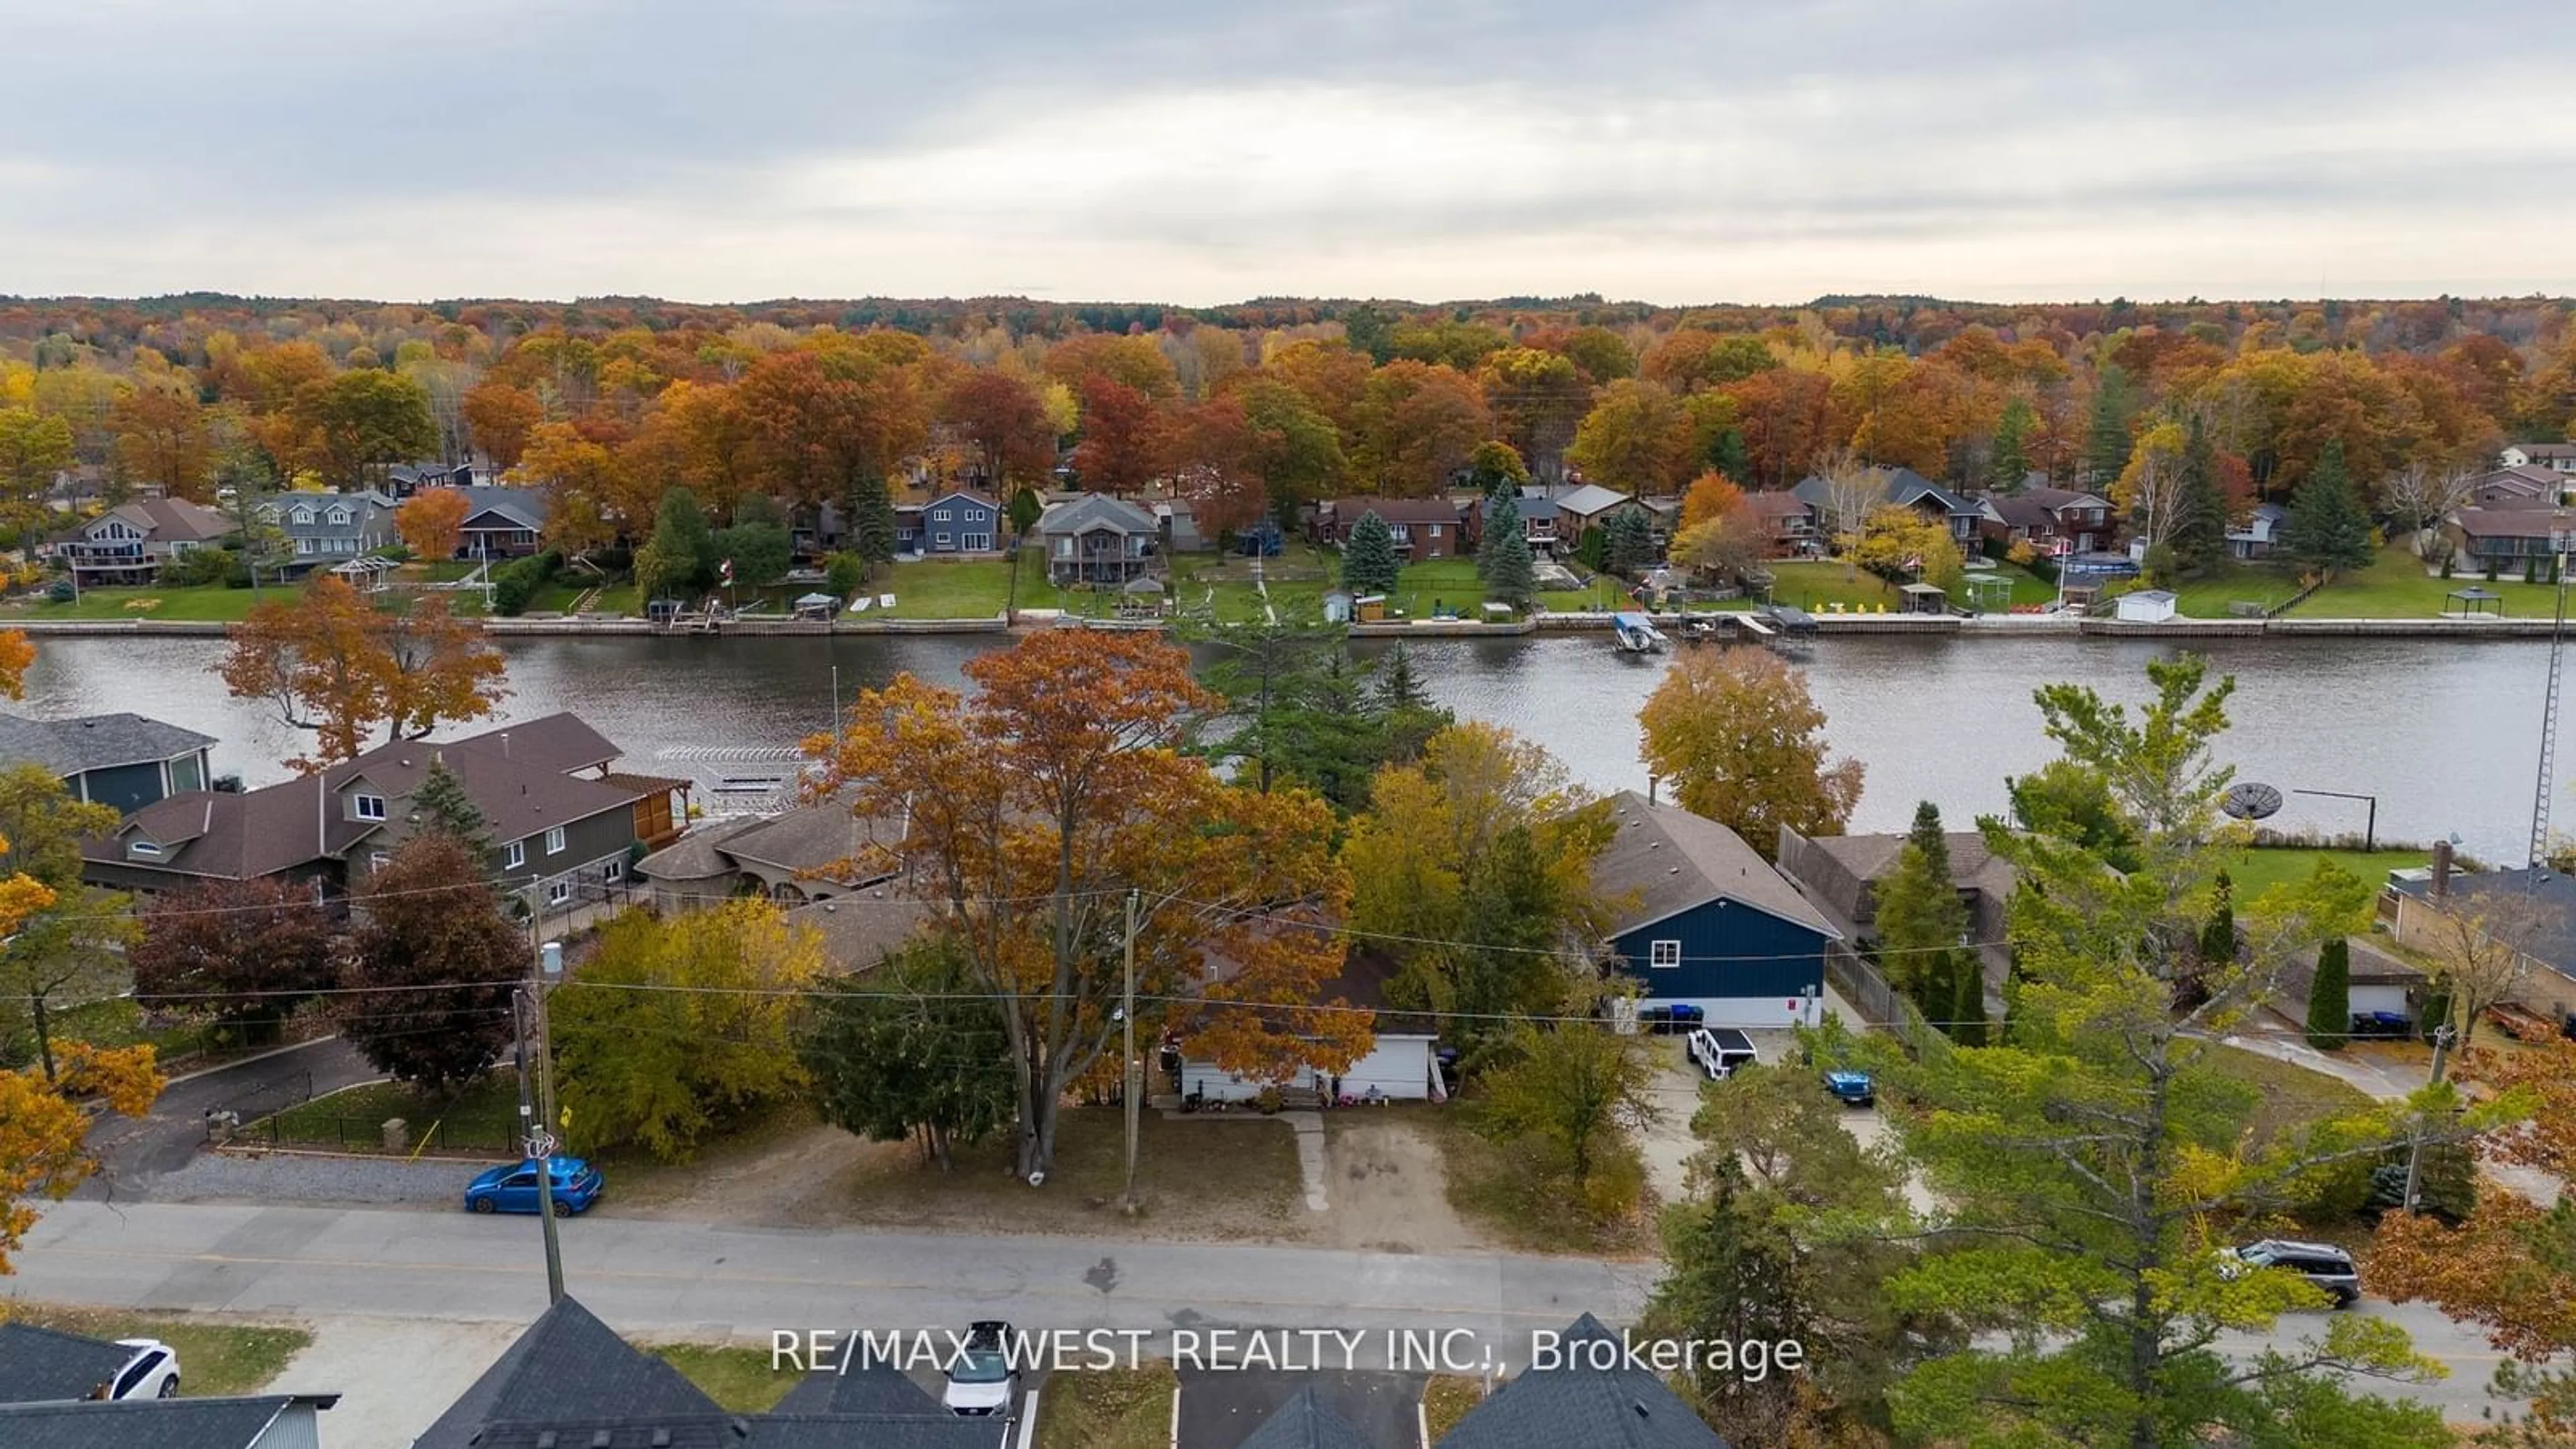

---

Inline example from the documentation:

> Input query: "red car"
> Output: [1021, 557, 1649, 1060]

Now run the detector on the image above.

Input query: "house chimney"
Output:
[500, 732, 510, 759]
[1648, 775, 1660, 806]
[2432, 839, 2453, 900]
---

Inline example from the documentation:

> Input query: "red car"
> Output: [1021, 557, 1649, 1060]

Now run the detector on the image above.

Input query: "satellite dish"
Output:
[2222, 782, 2284, 820]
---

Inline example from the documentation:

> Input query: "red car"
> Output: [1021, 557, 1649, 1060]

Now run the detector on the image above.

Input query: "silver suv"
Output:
[2227, 1239, 2360, 1308]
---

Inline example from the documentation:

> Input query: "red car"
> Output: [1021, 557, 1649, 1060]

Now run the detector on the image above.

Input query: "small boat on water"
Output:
[1610, 612, 1668, 653]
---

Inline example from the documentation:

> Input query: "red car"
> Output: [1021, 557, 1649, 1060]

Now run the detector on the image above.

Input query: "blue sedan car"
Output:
[465, 1157, 604, 1217]
[1823, 1069, 1876, 1108]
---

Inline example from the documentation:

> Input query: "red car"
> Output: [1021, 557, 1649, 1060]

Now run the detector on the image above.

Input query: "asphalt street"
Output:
[75, 1036, 374, 1197]
[9, 1198, 2524, 1422]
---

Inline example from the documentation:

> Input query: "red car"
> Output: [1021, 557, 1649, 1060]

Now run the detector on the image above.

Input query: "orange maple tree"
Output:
[806, 630, 1358, 1179]
[2370, 1041, 2576, 1432]
[461, 380, 545, 472]
[0, 629, 32, 700]
[1, 1041, 163, 1276]
[221, 578, 508, 769]
[396, 486, 472, 560]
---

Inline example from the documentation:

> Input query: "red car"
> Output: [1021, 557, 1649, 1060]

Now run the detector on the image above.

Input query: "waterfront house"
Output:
[450, 486, 549, 559]
[1776, 823, 2017, 998]
[2228, 502, 2289, 560]
[896, 488, 1003, 555]
[1437, 1313, 1731, 1449]
[1036, 494, 1159, 585]
[635, 797, 902, 906]
[2499, 442, 2576, 475]
[1474, 486, 1562, 553]
[1791, 466, 1982, 544]
[1593, 790, 1838, 1027]
[1745, 489, 1820, 557]
[262, 489, 397, 572]
[52, 498, 233, 586]
[2385, 846, 2576, 1026]
[1979, 485, 2116, 557]
[83, 713, 686, 920]
[0, 712, 216, 813]
[1548, 482, 1648, 544]
[1314, 497, 1472, 559]
[2446, 506, 2567, 576]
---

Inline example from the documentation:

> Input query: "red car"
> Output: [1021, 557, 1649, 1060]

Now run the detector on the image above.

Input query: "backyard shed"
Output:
[2115, 588, 2179, 623]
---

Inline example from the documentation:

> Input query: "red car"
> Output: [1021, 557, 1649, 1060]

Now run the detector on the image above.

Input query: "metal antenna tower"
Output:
[2532, 520, 2574, 867]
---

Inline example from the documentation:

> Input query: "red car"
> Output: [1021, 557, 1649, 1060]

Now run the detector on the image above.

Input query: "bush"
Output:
[824, 551, 867, 598]
[161, 547, 235, 587]
[47, 580, 74, 602]
[489, 550, 561, 616]
[376, 543, 414, 564]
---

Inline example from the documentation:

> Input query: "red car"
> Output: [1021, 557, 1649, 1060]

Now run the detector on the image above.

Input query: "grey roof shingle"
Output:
[453, 486, 551, 531]
[1438, 1315, 1729, 1449]
[2389, 866, 2576, 978]
[721, 803, 902, 879]
[1549, 483, 1634, 518]
[1236, 1385, 1380, 1449]
[0, 1396, 303, 1449]
[60, 497, 235, 547]
[0, 712, 214, 778]
[787, 894, 934, 971]
[770, 1360, 947, 1415]
[411, 1297, 723, 1449]
[637, 815, 768, 882]
[0, 1321, 136, 1404]
[1037, 494, 1157, 537]
[468, 1411, 1007, 1448]
[1593, 792, 1839, 941]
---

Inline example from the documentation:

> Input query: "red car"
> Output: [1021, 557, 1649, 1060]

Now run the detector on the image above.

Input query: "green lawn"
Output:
[591, 581, 641, 616]
[6, 582, 272, 621]
[2203, 1043, 2376, 1148]
[5, 1305, 311, 1396]
[651, 1343, 800, 1412]
[257, 1073, 523, 1155]
[2292, 546, 2565, 619]
[2226, 846, 2429, 902]
[1752, 561, 1904, 614]
[2167, 562, 2304, 619]
[874, 559, 1017, 619]
[411, 559, 483, 583]
[1036, 1362, 1178, 1449]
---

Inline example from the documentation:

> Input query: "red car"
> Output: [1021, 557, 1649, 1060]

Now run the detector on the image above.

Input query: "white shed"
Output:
[2115, 588, 2178, 623]
[1179, 947, 1442, 1104]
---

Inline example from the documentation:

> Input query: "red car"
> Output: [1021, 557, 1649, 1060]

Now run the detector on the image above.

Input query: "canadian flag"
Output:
[719, 558, 735, 585]
[1903, 554, 1923, 572]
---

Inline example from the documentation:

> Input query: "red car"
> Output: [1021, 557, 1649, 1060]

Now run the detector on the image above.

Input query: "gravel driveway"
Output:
[146, 1151, 498, 1209]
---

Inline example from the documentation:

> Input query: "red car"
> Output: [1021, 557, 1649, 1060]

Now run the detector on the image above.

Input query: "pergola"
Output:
[328, 555, 398, 592]
[1962, 570, 2015, 614]
[2444, 586, 2504, 619]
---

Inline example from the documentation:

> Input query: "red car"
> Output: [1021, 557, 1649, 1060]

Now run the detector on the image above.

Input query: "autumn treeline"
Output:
[3, 292, 2573, 559]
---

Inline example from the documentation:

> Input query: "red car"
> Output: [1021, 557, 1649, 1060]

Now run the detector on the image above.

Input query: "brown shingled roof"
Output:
[1593, 792, 1839, 940]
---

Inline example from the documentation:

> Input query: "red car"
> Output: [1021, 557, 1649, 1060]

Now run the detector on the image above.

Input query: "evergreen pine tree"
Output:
[636, 488, 714, 604]
[2197, 869, 2236, 967]
[849, 478, 900, 564]
[1478, 488, 1524, 583]
[2280, 441, 2373, 572]
[2167, 416, 2229, 576]
[1604, 508, 1657, 576]
[412, 755, 490, 857]
[1007, 486, 1043, 538]
[1948, 949, 1990, 1048]
[2305, 936, 2351, 1051]
[1485, 522, 1538, 610]
[1709, 427, 1751, 487]
[2082, 364, 2135, 491]
[1988, 397, 2036, 493]
[1872, 801, 1972, 1035]
[1342, 510, 1401, 596]
[1373, 643, 1433, 714]
[1367, 643, 1452, 767]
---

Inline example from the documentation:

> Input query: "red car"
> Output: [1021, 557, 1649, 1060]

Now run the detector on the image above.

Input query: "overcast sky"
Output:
[9, 1, 2573, 307]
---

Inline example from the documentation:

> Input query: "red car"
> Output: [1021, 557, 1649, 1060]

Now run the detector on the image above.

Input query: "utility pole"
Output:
[2400, 1021, 2457, 1215]
[512, 935, 567, 1303]
[1120, 888, 1141, 1214]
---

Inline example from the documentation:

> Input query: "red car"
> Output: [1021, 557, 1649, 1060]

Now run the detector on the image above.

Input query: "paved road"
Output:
[13, 1200, 1654, 1374]
[10, 1198, 2527, 1422]
[77, 1036, 374, 1198]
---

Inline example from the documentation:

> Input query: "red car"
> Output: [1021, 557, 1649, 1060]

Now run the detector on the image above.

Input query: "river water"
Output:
[12, 633, 2551, 865]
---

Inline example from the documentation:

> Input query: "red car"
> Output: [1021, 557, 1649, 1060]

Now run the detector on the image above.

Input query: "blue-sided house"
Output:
[1593, 790, 1838, 1027]
[910, 490, 1002, 554]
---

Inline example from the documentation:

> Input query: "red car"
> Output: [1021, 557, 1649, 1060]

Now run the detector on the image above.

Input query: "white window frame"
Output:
[603, 857, 624, 883]
[503, 840, 526, 870]
[544, 825, 566, 855]
[1649, 939, 1682, 970]
[934, 532, 953, 549]
[962, 533, 991, 551]
[546, 878, 573, 906]
[291, 506, 314, 525]
[327, 506, 351, 525]
[932, 507, 953, 521]
[369, 851, 389, 872]
[127, 839, 162, 859]
[1428, 523, 1442, 538]
[352, 793, 386, 820]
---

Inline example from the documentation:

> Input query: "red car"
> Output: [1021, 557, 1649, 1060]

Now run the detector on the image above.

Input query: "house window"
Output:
[327, 507, 351, 525]
[352, 793, 387, 820]
[546, 879, 573, 906]
[291, 507, 314, 525]
[1428, 524, 1442, 538]
[603, 858, 624, 883]
[1055, 537, 1073, 558]
[369, 851, 389, 872]
[127, 840, 162, 859]
[504, 840, 526, 870]
[933, 507, 953, 521]
[296, 537, 315, 555]
[963, 533, 991, 551]
[934, 533, 953, 549]
[1649, 940, 1682, 969]
[545, 826, 566, 855]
